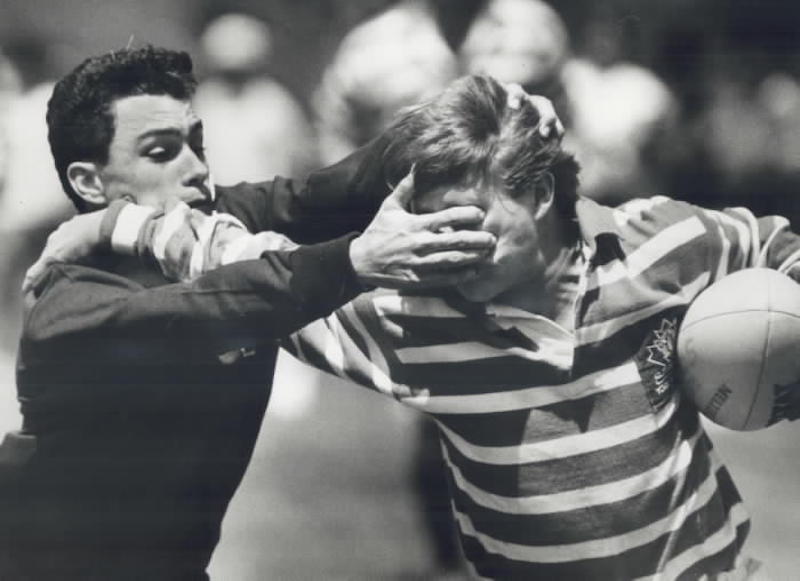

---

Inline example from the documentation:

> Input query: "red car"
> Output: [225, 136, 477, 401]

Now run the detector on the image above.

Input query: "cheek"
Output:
[487, 214, 538, 262]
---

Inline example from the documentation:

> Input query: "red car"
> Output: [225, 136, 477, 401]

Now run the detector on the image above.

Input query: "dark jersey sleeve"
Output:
[213, 133, 393, 244]
[21, 235, 363, 364]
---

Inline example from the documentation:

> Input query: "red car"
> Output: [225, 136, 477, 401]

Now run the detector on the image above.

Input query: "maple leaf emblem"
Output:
[645, 318, 677, 394]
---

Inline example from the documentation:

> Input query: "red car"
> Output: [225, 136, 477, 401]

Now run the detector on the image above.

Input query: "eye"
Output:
[145, 143, 179, 162]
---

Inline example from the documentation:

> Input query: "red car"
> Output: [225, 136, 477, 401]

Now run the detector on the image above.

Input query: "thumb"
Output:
[387, 168, 416, 209]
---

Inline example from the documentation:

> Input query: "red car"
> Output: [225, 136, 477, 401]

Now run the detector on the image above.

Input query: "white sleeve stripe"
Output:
[780, 251, 800, 274]
[110, 204, 156, 255]
[713, 221, 731, 282]
[152, 203, 191, 262]
[188, 215, 221, 279]
[757, 219, 790, 267]
[220, 235, 253, 265]
[589, 217, 706, 290]
[292, 307, 399, 396]
[710, 210, 755, 267]
[726, 207, 762, 264]
[576, 273, 709, 346]
[338, 303, 399, 397]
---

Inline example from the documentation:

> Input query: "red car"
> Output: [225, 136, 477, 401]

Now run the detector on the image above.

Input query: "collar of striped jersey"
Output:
[574, 196, 623, 260]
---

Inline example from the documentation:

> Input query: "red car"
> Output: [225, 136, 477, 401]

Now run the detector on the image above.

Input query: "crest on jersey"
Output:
[636, 316, 678, 410]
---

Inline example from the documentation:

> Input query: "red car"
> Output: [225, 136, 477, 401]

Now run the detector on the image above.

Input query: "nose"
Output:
[183, 148, 211, 197]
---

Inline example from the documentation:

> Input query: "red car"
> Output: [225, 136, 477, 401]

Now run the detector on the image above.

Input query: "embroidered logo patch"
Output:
[770, 380, 800, 424]
[635, 317, 678, 410]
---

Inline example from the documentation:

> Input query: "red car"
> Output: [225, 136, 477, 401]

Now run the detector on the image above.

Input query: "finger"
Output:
[413, 230, 496, 254]
[505, 83, 525, 110]
[411, 249, 492, 270]
[528, 96, 561, 139]
[421, 205, 485, 231]
[22, 260, 46, 295]
[395, 267, 482, 289]
[386, 169, 415, 208]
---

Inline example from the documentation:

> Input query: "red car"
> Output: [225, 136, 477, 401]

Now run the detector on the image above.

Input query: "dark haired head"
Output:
[383, 75, 579, 225]
[47, 45, 197, 212]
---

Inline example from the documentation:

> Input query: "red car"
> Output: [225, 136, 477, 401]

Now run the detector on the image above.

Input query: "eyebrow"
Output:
[137, 119, 203, 142]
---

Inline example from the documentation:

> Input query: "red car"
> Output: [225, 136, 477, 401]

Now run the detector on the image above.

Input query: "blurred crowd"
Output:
[0, 0, 798, 577]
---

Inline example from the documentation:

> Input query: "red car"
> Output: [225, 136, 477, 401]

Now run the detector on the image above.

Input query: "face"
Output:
[415, 177, 545, 304]
[99, 94, 211, 209]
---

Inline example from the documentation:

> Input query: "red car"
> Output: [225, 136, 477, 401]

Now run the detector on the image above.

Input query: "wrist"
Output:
[99, 200, 128, 252]
[105, 202, 157, 256]
[347, 234, 376, 291]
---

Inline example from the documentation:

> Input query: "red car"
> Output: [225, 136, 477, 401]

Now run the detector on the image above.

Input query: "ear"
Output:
[66, 161, 106, 207]
[533, 172, 555, 220]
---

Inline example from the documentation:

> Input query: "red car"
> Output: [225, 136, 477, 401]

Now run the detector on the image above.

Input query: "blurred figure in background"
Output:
[313, 0, 570, 165]
[194, 13, 316, 184]
[194, 12, 322, 423]
[0, 39, 72, 354]
[560, 2, 678, 204]
[698, 55, 800, 222]
[314, 0, 675, 207]
[0, 49, 22, 194]
[0, 47, 24, 432]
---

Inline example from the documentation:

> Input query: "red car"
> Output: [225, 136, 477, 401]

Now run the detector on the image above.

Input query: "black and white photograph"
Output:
[0, 1, 799, 579]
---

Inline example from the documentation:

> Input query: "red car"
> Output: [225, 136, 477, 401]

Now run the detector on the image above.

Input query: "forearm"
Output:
[213, 134, 392, 243]
[24, 237, 364, 363]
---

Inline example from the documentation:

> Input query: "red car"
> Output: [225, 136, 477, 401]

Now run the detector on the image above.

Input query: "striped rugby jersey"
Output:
[288, 195, 800, 579]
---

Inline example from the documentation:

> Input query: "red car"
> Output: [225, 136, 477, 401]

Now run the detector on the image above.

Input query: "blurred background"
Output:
[0, 0, 799, 579]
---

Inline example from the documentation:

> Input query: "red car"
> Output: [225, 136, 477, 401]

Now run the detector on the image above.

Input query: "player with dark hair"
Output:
[46, 46, 199, 212]
[90, 74, 800, 579]
[1, 46, 505, 581]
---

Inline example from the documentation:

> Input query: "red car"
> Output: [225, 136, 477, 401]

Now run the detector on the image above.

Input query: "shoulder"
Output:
[585, 195, 710, 252]
[611, 195, 762, 252]
[22, 263, 141, 345]
[213, 182, 274, 231]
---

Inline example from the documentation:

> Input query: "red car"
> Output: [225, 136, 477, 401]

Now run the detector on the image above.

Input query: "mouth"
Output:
[187, 184, 214, 208]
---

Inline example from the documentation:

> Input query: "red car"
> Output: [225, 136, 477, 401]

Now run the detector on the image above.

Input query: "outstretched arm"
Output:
[22, 235, 365, 365]
[25, 169, 496, 293]
[23, 87, 563, 290]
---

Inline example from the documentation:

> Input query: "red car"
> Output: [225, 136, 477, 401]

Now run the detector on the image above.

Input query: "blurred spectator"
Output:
[312, 0, 458, 165]
[313, 0, 569, 165]
[194, 13, 316, 184]
[0, 49, 22, 195]
[0, 40, 72, 353]
[458, 0, 570, 112]
[194, 13, 322, 420]
[560, 3, 678, 203]
[314, 0, 675, 206]
[697, 62, 800, 222]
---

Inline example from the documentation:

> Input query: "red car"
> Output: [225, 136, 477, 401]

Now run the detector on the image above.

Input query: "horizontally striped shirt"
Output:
[288, 195, 800, 579]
